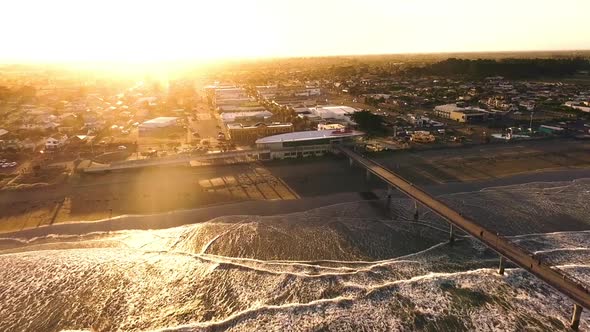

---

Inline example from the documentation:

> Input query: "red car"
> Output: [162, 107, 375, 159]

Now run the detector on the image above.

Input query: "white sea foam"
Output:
[1, 179, 589, 331]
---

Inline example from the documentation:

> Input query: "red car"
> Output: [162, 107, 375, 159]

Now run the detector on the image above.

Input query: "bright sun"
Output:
[2, 0, 275, 63]
[2, 0, 590, 63]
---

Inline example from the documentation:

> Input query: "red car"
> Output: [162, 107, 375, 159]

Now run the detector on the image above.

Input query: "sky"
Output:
[1, 0, 589, 63]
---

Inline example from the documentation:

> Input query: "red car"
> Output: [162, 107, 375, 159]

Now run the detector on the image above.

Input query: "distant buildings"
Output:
[45, 136, 67, 150]
[317, 123, 346, 131]
[138, 117, 179, 135]
[221, 111, 273, 124]
[255, 85, 278, 99]
[564, 101, 590, 113]
[538, 125, 565, 135]
[433, 103, 502, 123]
[227, 123, 294, 144]
[295, 105, 360, 124]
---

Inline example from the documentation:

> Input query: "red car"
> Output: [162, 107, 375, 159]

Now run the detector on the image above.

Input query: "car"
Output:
[118, 145, 127, 150]
[10, 162, 17, 167]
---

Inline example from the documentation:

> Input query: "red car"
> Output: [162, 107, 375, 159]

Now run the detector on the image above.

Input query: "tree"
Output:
[350, 111, 386, 135]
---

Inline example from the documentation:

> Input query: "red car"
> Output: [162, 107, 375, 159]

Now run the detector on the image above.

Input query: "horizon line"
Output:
[1, 49, 590, 67]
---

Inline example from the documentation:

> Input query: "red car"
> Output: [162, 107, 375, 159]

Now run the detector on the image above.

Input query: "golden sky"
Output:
[1, 0, 589, 63]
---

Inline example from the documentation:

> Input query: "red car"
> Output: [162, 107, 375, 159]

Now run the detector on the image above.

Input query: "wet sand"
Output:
[3, 168, 590, 241]
[1, 138, 589, 236]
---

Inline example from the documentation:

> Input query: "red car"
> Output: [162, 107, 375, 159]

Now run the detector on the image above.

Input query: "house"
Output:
[68, 135, 95, 146]
[433, 104, 489, 123]
[20, 122, 60, 131]
[221, 111, 273, 124]
[45, 136, 67, 150]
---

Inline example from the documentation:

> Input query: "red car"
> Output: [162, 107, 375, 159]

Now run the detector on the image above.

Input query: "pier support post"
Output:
[571, 303, 583, 330]
[498, 256, 506, 275]
[349, 157, 354, 167]
[387, 186, 393, 198]
[366, 169, 371, 181]
[413, 200, 419, 222]
[449, 224, 455, 245]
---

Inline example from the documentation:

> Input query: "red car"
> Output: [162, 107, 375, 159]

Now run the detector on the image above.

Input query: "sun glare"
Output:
[1, 0, 589, 64]
[1, 0, 276, 63]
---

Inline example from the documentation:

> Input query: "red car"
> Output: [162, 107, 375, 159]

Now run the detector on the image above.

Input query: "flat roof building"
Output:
[139, 117, 180, 135]
[139, 117, 179, 128]
[221, 111, 273, 124]
[434, 104, 489, 123]
[255, 129, 364, 160]
[227, 122, 294, 144]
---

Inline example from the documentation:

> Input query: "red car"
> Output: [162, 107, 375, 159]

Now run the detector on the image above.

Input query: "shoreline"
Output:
[2, 167, 589, 240]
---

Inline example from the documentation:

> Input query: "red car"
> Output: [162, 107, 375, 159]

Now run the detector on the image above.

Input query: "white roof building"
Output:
[256, 129, 364, 145]
[308, 105, 360, 121]
[139, 117, 178, 129]
[255, 129, 365, 160]
[221, 111, 273, 124]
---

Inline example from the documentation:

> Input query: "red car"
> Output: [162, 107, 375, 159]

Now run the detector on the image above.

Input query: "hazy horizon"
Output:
[2, 0, 590, 63]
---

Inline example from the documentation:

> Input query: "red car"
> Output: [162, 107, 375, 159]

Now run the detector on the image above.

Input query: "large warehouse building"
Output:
[138, 117, 180, 136]
[255, 129, 364, 160]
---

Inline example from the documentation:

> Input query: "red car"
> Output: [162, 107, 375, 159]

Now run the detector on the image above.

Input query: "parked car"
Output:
[118, 145, 127, 150]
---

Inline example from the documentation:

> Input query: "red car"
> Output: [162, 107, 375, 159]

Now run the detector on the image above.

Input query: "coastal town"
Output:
[1, 57, 590, 183]
[0, 56, 589, 234]
[1, 0, 590, 329]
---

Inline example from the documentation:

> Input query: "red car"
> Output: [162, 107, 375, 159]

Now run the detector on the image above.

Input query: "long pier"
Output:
[336, 145, 589, 329]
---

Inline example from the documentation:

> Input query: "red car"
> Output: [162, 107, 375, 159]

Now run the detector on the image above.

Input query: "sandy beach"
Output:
[1, 138, 589, 237]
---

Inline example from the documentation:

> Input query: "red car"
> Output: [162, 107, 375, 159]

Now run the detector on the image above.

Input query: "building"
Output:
[255, 129, 365, 160]
[220, 111, 273, 124]
[45, 136, 67, 150]
[214, 87, 248, 100]
[139, 117, 179, 134]
[256, 85, 278, 99]
[309, 105, 359, 122]
[564, 101, 590, 113]
[218, 105, 266, 113]
[433, 104, 489, 123]
[227, 123, 294, 144]
[538, 125, 565, 135]
[294, 105, 360, 124]
[317, 123, 346, 130]
[294, 87, 321, 97]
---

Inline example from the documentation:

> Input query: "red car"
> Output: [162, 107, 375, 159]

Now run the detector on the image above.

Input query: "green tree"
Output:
[350, 110, 386, 135]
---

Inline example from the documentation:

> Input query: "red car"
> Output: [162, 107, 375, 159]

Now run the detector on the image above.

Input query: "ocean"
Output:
[1, 179, 589, 331]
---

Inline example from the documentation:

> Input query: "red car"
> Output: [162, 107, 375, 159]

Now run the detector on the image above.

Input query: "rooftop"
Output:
[228, 122, 293, 130]
[256, 129, 364, 144]
[142, 117, 178, 125]
[220, 111, 272, 123]
[311, 105, 359, 115]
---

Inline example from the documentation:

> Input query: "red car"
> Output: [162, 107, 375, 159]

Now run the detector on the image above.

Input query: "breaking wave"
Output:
[1, 179, 589, 331]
